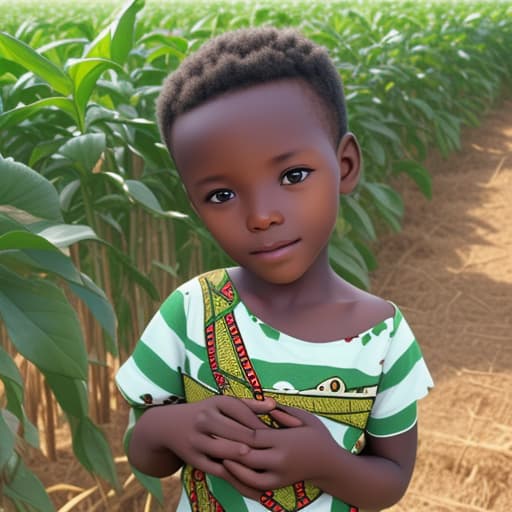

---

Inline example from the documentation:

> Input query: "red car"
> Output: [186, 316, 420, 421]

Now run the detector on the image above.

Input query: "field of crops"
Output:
[1, 0, 511, 510]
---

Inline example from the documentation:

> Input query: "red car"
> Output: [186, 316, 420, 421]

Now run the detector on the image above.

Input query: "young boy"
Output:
[116, 27, 433, 512]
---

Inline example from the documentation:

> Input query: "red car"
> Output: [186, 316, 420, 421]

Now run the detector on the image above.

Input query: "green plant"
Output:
[0, 155, 119, 511]
[0, 0, 511, 508]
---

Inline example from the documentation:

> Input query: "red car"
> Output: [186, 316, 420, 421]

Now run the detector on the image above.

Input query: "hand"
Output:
[223, 405, 338, 491]
[144, 395, 285, 496]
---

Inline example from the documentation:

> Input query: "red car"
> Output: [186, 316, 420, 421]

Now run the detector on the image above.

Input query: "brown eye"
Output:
[281, 168, 311, 185]
[207, 189, 235, 203]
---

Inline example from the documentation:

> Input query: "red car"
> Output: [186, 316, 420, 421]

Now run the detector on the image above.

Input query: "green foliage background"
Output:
[0, 0, 511, 509]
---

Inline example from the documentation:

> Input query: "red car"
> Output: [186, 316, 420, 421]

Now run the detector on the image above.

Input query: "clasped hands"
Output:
[165, 395, 336, 500]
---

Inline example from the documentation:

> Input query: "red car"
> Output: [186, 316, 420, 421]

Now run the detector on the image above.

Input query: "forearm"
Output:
[128, 405, 184, 478]
[311, 448, 410, 509]
[311, 427, 417, 510]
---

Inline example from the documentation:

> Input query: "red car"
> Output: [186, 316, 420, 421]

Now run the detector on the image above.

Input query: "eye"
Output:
[281, 168, 311, 185]
[207, 189, 235, 204]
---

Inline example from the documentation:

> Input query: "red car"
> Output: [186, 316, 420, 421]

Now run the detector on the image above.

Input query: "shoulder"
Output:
[338, 279, 396, 333]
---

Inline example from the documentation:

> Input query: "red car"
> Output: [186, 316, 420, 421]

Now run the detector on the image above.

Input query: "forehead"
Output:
[170, 79, 334, 171]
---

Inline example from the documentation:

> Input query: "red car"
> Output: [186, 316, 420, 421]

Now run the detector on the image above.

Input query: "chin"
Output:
[251, 267, 308, 286]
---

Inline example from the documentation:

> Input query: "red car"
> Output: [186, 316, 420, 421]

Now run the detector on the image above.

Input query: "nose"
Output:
[246, 195, 284, 232]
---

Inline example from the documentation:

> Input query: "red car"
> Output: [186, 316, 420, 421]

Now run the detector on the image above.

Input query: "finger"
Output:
[269, 408, 303, 428]
[201, 412, 256, 444]
[240, 397, 277, 414]
[195, 435, 250, 461]
[247, 428, 282, 449]
[231, 447, 276, 470]
[271, 404, 318, 425]
[216, 397, 274, 431]
[190, 454, 228, 479]
[223, 459, 278, 491]
[220, 465, 263, 500]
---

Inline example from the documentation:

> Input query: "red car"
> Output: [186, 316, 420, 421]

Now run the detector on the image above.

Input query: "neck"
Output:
[229, 248, 341, 312]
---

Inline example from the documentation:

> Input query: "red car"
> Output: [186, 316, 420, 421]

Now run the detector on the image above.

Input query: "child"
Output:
[116, 27, 433, 512]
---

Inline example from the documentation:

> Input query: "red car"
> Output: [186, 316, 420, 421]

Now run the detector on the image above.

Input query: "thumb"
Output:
[272, 404, 317, 425]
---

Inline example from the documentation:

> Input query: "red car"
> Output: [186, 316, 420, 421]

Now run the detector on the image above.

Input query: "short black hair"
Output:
[156, 26, 347, 157]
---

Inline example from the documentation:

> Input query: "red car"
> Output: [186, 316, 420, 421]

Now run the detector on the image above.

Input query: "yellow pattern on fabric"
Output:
[264, 391, 372, 430]
[182, 270, 375, 511]
[215, 318, 245, 380]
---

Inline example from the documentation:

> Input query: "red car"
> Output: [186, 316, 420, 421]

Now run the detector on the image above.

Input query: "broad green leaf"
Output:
[0, 156, 62, 222]
[70, 416, 120, 490]
[105, 242, 160, 301]
[45, 373, 88, 418]
[66, 57, 124, 124]
[0, 232, 117, 354]
[357, 119, 402, 144]
[342, 196, 377, 241]
[329, 240, 369, 290]
[36, 223, 99, 247]
[85, 0, 144, 64]
[364, 182, 404, 218]
[126, 180, 189, 219]
[0, 345, 39, 448]
[352, 239, 378, 273]
[29, 138, 69, 168]
[0, 57, 26, 79]
[57, 132, 106, 174]
[405, 130, 428, 161]
[0, 31, 72, 95]
[139, 32, 189, 53]
[0, 409, 16, 471]
[408, 97, 435, 121]
[0, 96, 78, 129]
[0, 231, 84, 284]
[0, 265, 87, 380]
[37, 37, 88, 56]
[68, 273, 118, 354]
[0, 214, 26, 235]
[125, 179, 164, 213]
[0, 230, 63, 251]
[393, 160, 432, 199]
[364, 137, 387, 167]
[2, 455, 55, 512]
[59, 179, 81, 212]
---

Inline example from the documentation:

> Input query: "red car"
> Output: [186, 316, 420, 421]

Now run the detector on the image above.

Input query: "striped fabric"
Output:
[116, 269, 433, 512]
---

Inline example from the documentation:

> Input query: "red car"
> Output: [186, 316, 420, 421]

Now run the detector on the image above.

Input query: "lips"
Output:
[250, 239, 300, 254]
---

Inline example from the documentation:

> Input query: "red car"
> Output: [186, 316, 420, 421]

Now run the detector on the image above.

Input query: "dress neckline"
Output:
[222, 268, 397, 345]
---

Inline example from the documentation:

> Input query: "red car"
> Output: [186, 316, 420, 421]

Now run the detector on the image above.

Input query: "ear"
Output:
[336, 132, 362, 195]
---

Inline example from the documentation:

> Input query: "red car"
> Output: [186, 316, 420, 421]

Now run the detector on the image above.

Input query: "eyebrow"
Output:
[193, 149, 305, 188]
[267, 149, 301, 165]
[193, 174, 227, 188]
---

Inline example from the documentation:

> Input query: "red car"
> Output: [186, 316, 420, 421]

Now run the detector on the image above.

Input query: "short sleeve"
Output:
[366, 306, 433, 437]
[115, 289, 188, 409]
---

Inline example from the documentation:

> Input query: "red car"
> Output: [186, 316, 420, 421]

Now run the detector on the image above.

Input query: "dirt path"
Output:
[375, 99, 512, 511]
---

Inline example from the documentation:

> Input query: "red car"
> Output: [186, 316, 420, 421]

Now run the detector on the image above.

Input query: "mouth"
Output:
[250, 239, 300, 255]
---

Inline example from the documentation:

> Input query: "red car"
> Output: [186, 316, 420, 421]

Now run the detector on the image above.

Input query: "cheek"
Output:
[202, 216, 242, 252]
[307, 191, 340, 235]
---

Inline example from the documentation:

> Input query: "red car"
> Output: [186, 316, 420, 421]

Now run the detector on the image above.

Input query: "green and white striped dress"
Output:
[116, 269, 433, 512]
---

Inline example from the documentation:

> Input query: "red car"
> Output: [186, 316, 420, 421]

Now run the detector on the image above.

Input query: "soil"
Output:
[23, 98, 512, 511]
[377, 98, 512, 512]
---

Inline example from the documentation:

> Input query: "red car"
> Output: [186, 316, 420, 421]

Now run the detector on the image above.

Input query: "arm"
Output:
[312, 425, 417, 509]
[223, 406, 417, 510]
[127, 396, 301, 491]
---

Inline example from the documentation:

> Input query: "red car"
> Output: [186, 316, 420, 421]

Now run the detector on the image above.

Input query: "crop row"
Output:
[0, 0, 511, 509]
